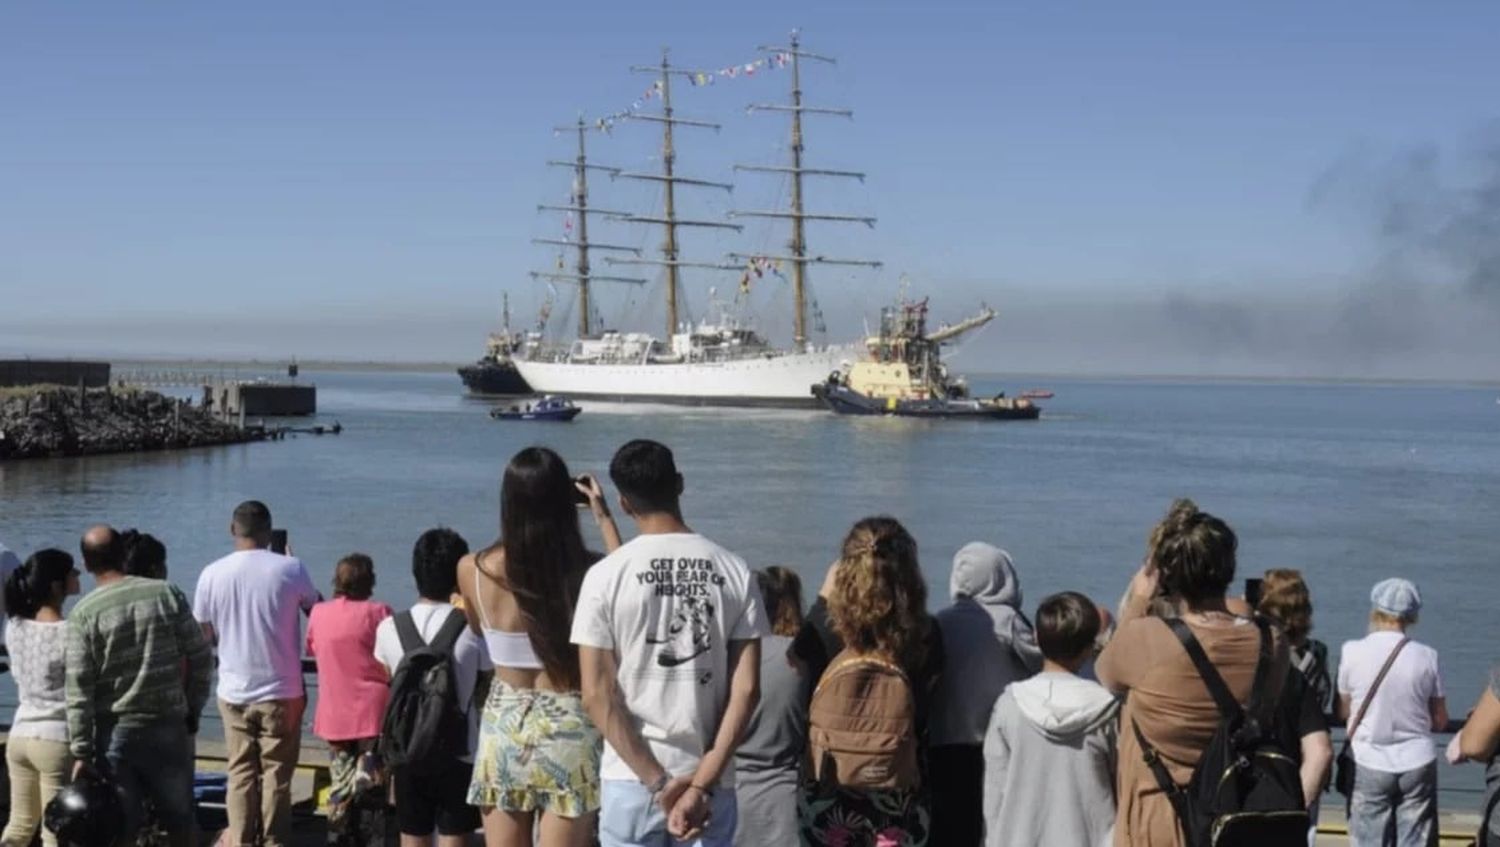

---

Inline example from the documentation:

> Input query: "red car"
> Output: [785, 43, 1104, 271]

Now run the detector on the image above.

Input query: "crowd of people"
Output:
[2, 438, 1499, 847]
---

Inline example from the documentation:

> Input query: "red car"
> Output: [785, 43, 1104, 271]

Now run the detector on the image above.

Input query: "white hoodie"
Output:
[983, 671, 1120, 847]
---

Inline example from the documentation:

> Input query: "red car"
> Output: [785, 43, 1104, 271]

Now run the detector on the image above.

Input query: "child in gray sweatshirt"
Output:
[983, 592, 1119, 847]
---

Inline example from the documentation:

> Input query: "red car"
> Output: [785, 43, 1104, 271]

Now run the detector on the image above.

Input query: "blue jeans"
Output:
[100, 719, 197, 835]
[1348, 761, 1438, 847]
[598, 780, 737, 847]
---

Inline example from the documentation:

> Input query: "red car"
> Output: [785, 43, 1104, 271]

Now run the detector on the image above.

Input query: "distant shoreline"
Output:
[103, 358, 1500, 389]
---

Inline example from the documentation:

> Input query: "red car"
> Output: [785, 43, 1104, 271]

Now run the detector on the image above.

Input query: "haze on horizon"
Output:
[3, 2, 1498, 382]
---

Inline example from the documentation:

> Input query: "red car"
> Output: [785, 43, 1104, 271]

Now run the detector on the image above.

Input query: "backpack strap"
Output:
[428, 609, 470, 656]
[393, 611, 423, 656]
[1243, 617, 1275, 719]
[1131, 717, 1189, 815]
[1347, 637, 1411, 740]
[1164, 617, 1245, 722]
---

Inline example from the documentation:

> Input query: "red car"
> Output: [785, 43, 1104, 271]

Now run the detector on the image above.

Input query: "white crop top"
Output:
[474, 568, 544, 670]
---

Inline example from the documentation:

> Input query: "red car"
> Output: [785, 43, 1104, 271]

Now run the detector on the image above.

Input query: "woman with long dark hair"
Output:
[2, 549, 81, 847]
[457, 447, 619, 847]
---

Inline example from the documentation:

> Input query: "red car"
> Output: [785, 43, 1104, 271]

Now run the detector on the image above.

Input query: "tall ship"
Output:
[513, 34, 882, 407]
[457, 294, 533, 395]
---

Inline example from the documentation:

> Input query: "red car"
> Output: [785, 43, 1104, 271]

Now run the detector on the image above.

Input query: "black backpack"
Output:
[1131, 617, 1309, 847]
[379, 609, 471, 774]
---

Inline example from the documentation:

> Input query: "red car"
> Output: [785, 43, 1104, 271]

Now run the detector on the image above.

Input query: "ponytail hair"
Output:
[121, 530, 167, 580]
[828, 516, 931, 671]
[5, 549, 75, 620]
[1150, 498, 1237, 607]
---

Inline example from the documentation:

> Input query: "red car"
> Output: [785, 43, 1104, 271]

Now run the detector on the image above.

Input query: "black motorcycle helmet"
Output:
[44, 770, 130, 847]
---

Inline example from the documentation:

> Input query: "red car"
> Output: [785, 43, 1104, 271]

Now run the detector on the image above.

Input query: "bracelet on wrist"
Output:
[646, 774, 668, 796]
[688, 782, 714, 799]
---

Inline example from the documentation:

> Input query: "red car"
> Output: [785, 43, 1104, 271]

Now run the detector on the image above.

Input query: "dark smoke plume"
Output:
[1310, 126, 1500, 304]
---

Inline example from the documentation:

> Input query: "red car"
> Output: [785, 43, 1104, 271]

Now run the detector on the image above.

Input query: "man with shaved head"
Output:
[66, 523, 212, 847]
[195, 501, 319, 847]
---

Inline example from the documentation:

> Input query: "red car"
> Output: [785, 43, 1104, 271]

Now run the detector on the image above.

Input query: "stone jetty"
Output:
[0, 386, 255, 460]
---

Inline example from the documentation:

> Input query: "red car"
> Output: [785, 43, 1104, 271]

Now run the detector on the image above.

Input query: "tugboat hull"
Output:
[458, 360, 532, 395]
[812, 384, 1040, 420]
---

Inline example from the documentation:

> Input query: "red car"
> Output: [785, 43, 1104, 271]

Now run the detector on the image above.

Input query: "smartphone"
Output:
[270, 529, 289, 555]
[1244, 577, 1263, 609]
[572, 476, 592, 507]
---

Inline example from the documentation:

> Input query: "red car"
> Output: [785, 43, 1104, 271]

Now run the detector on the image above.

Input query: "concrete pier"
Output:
[204, 380, 317, 418]
[0, 359, 110, 389]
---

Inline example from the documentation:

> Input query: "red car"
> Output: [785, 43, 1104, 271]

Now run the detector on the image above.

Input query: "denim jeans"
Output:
[598, 780, 737, 847]
[1348, 761, 1438, 847]
[100, 719, 197, 835]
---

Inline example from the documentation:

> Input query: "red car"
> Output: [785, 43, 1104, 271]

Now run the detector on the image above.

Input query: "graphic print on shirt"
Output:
[638, 556, 726, 678]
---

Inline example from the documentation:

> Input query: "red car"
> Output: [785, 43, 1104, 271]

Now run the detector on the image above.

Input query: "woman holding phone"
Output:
[457, 447, 619, 847]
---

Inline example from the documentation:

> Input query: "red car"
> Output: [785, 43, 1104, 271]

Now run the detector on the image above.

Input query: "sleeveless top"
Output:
[473, 567, 544, 670]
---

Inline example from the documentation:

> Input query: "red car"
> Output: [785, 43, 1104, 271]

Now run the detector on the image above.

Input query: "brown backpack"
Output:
[807, 651, 920, 792]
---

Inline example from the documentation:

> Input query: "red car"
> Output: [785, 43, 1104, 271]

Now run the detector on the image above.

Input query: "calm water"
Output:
[2, 371, 1497, 795]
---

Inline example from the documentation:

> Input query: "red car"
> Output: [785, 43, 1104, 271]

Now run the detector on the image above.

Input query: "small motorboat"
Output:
[1019, 389, 1054, 400]
[489, 396, 581, 422]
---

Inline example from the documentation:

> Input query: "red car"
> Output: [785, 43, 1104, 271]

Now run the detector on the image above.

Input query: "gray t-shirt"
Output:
[732, 634, 807, 847]
[734, 634, 808, 773]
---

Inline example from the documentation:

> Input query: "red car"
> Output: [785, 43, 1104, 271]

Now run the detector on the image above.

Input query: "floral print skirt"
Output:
[799, 785, 931, 847]
[466, 681, 602, 818]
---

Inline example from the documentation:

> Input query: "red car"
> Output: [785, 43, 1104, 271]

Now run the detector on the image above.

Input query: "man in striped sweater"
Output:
[65, 525, 213, 847]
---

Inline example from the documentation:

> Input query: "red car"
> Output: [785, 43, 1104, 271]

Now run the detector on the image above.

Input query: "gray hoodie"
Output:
[983, 671, 1119, 847]
[931, 542, 1044, 746]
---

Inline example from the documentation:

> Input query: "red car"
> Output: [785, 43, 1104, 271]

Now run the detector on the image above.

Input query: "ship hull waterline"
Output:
[812, 384, 1041, 420]
[458, 361, 533, 396]
[513, 349, 852, 409]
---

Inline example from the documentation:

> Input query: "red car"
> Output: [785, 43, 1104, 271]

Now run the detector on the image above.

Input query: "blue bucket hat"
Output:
[1370, 578, 1422, 619]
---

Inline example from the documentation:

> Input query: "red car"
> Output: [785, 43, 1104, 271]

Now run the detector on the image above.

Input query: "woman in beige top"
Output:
[1096, 500, 1291, 847]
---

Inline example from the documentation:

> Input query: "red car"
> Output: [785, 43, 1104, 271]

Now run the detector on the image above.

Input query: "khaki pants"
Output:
[3, 736, 72, 847]
[218, 698, 305, 847]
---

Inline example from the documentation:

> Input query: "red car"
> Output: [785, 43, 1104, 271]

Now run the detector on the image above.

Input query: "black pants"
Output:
[928, 744, 984, 847]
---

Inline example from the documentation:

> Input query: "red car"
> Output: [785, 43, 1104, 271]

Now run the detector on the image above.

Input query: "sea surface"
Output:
[2, 370, 1496, 800]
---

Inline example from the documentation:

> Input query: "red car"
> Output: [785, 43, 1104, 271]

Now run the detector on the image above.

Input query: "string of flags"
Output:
[591, 52, 794, 133]
[739, 255, 787, 294]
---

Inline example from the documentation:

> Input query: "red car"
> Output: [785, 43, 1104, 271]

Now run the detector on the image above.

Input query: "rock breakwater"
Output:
[0, 387, 254, 460]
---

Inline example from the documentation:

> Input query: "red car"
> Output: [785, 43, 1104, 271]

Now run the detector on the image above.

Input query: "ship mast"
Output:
[731, 31, 881, 350]
[530, 117, 644, 338]
[606, 49, 743, 338]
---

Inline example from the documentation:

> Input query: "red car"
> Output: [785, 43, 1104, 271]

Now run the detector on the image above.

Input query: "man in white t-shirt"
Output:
[373, 527, 489, 847]
[1336, 577, 1447, 847]
[573, 439, 767, 847]
[193, 501, 320, 847]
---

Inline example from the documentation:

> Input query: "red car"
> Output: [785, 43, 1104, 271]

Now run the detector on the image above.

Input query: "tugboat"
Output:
[811, 299, 1040, 421]
[458, 295, 533, 396]
[489, 396, 581, 422]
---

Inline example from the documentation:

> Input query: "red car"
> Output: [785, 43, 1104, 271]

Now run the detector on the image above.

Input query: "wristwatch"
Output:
[646, 774, 669, 796]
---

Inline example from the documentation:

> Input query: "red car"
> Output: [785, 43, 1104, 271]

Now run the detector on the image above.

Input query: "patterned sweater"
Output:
[65, 576, 214, 759]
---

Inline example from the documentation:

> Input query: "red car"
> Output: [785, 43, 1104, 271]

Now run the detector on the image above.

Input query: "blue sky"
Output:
[3, 2, 1499, 377]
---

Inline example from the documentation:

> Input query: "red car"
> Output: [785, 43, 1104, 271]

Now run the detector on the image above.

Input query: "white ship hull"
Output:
[513, 347, 852, 407]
